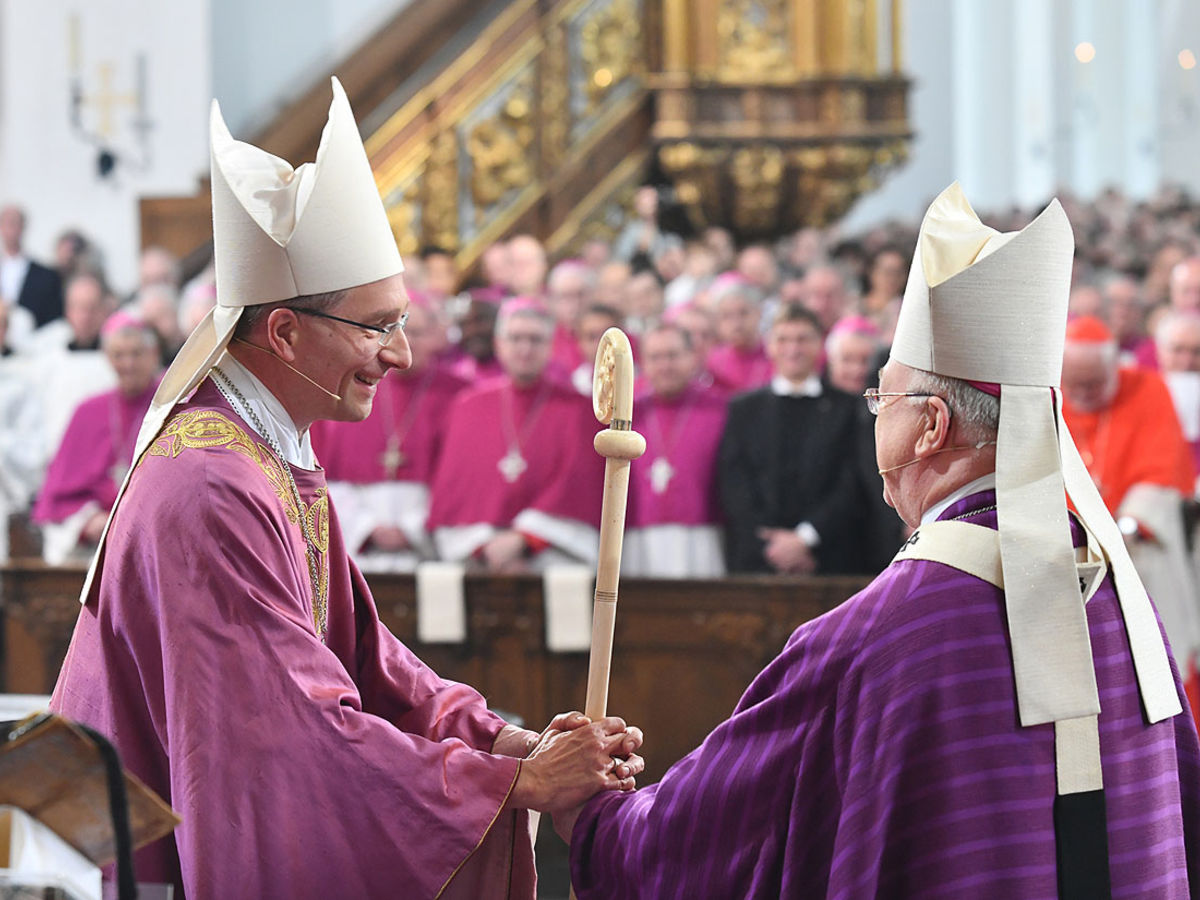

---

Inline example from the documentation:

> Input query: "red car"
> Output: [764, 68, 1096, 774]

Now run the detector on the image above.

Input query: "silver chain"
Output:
[951, 504, 997, 521]
[211, 367, 327, 639]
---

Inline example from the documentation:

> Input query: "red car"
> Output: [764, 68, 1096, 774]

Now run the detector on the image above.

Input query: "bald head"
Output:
[1068, 285, 1105, 320]
[139, 246, 180, 289]
[736, 245, 779, 292]
[1156, 311, 1200, 373]
[65, 274, 112, 347]
[801, 265, 848, 331]
[546, 261, 595, 327]
[1170, 257, 1200, 313]
[1061, 336, 1119, 412]
[507, 235, 547, 297]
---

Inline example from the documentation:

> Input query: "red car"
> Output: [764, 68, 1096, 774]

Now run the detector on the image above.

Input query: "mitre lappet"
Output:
[891, 182, 1182, 797]
[79, 76, 405, 602]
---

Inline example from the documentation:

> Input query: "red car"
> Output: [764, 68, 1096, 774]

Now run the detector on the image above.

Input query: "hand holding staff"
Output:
[585, 327, 645, 721]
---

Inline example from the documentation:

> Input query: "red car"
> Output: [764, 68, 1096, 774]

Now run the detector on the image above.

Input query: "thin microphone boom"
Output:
[877, 440, 996, 475]
[233, 337, 343, 401]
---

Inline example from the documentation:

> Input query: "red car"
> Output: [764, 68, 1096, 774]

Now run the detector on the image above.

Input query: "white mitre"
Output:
[891, 183, 1180, 747]
[79, 76, 404, 604]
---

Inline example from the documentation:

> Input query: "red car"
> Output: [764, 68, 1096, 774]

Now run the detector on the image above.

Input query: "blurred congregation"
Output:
[5, 180, 1200, 602]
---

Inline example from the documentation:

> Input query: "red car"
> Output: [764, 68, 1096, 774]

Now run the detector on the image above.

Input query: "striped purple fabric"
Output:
[571, 491, 1200, 898]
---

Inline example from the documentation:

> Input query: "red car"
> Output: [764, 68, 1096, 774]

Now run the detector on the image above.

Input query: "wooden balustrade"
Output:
[0, 562, 870, 783]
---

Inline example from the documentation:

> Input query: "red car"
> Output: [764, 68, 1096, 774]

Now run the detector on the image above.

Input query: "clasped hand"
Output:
[509, 711, 644, 816]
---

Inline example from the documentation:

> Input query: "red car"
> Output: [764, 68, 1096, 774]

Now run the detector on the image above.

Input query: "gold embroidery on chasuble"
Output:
[142, 409, 331, 635]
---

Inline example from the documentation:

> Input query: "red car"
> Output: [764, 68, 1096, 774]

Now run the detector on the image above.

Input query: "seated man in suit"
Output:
[0, 204, 63, 327]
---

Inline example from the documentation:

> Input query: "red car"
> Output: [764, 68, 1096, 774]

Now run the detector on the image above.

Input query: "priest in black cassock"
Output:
[719, 303, 865, 574]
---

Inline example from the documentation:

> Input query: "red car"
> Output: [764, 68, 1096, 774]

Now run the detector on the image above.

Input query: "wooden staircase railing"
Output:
[140, 0, 654, 280]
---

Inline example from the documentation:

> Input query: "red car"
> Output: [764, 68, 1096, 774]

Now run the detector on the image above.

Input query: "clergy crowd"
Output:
[35, 78, 1200, 897]
[5, 183, 1200, 586]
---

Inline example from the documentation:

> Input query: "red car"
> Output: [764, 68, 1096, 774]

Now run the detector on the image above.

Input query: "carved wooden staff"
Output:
[585, 327, 645, 722]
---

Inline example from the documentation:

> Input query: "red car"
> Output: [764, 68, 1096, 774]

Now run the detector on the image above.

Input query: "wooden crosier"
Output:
[585, 328, 645, 722]
[566, 328, 644, 899]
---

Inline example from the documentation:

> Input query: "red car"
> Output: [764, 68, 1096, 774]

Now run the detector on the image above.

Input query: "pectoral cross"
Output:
[380, 440, 405, 479]
[649, 456, 674, 494]
[498, 448, 527, 483]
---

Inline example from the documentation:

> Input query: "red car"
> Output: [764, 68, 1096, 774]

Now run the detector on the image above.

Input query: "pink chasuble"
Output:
[444, 350, 505, 386]
[50, 380, 534, 899]
[706, 343, 772, 394]
[427, 376, 604, 531]
[309, 367, 467, 484]
[33, 380, 157, 523]
[629, 384, 726, 527]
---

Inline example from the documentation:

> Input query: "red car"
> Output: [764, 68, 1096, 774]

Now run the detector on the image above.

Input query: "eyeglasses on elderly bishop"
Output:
[862, 388, 937, 415]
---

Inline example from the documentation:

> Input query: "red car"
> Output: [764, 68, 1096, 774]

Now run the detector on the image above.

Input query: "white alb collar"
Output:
[771, 373, 822, 398]
[921, 472, 997, 525]
[212, 352, 316, 469]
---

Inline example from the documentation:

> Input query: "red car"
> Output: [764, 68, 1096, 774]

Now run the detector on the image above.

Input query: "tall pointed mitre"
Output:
[891, 183, 1180, 747]
[79, 76, 404, 603]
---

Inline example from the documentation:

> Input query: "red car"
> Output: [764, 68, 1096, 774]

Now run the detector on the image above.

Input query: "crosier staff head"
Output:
[592, 327, 646, 461]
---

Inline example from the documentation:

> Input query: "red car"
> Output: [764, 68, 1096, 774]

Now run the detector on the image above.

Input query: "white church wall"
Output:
[0, 0, 211, 294]
[1159, 0, 1200, 196]
[1, 0, 1193, 283]
[210, 0, 412, 137]
[840, 0, 955, 230]
[0, 0, 409, 296]
[845, 0, 1200, 231]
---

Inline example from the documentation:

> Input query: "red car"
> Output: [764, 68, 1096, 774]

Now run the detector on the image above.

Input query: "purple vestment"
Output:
[32, 381, 156, 523]
[51, 381, 535, 899]
[571, 491, 1200, 898]
[628, 384, 726, 527]
[427, 375, 603, 531]
[309, 366, 466, 484]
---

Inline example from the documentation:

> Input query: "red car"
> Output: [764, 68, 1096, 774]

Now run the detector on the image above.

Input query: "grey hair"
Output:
[905, 368, 1000, 441]
[547, 259, 598, 293]
[711, 279, 765, 308]
[1154, 309, 1200, 347]
[495, 302, 555, 339]
[233, 289, 347, 338]
[100, 317, 160, 351]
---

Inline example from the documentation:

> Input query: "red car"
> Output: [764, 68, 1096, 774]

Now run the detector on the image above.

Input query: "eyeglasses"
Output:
[295, 308, 409, 347]
[862, 388, 937, 415]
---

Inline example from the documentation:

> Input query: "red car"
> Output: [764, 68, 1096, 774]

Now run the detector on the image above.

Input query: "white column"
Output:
[1012, 0, 1056, 206]
[952, 0, 1015, 210]
[1122, 0, 1160, 197]
[1159, 0, 1200, 195]
[1068, 0, 1103, 196]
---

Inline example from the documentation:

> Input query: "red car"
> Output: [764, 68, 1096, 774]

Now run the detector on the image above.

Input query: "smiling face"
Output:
[295, 273, 412, 423]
